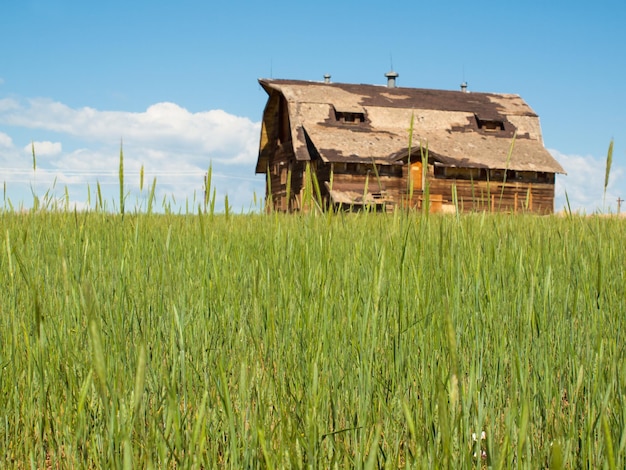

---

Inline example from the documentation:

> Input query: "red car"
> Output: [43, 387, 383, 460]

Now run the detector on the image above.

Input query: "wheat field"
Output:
[1, 209, 625, 468]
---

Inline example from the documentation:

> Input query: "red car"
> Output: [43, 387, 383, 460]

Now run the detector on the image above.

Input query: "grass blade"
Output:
[603, 139, 614, 209]
[119, 139, 125, 216]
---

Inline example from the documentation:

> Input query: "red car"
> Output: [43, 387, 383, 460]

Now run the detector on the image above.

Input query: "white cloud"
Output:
[24, 141, 62, 156]
[0, 132, 13, 147]
[0, 98, 20, 112]
[551, 149, 624, 214]
[0, 97, 264, 212]
[0, 98, 261, 165]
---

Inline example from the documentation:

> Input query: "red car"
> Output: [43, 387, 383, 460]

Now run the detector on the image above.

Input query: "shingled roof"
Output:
[257, 78, 565, 174]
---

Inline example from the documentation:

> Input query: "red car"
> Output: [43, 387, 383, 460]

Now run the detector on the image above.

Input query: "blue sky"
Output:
[1, 0, 625, 212]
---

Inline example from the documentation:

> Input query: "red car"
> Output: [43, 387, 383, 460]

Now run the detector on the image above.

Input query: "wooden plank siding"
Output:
[269, 158, 555, 214]
[427, 178, 555, 214]
[266, 145, 303, 212]
[315, 163, 554, 214]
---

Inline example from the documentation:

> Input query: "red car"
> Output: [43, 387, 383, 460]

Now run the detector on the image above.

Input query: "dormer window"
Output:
[335, 110, 365, 123]
[475, 114, 505, 132]
[332, 105, 366, 124]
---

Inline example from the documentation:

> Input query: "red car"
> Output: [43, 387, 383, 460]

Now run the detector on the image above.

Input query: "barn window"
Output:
[489, 169, 505, 180]
[435, 165, 483, 180]
[332, 105, 366, 124]
[346, 163, 368, 174]
[514, 171, 538, 181]
[333, 162, 347, 173]
[335, 111, 365, 123]
[377, 165, 400, 177]
[538, 172, 555, 183]
[475, 114, 505, 132]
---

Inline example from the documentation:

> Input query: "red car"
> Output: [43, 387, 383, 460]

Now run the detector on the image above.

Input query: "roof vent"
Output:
[460, 81, 468, 93]
[324, 74, 331, 84]
[385, 70, 399, 88]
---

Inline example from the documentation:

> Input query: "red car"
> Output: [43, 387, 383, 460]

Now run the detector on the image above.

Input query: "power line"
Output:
[0, 168, 261, 182]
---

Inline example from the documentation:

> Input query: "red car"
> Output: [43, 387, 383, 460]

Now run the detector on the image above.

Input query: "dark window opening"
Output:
[434, 165, 484, 180]
[513, 171, 555, 183]
[514, 171, 537, 181]
[335, 110, 366, 124]
[489, 169, 505, 180]
[377, 165, 402, 177]
[475, 115, 505, 132]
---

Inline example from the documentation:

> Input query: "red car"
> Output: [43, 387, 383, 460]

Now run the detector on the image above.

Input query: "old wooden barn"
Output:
[256, 74, 565, 213]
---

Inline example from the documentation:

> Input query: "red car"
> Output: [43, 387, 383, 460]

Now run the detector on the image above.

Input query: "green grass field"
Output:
[1, 210, 625, 468]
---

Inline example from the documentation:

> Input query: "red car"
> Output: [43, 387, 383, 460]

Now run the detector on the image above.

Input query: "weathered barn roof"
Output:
[256, 78, 565, 174]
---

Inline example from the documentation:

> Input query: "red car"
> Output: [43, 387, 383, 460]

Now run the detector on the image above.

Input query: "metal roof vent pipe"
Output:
[324, 74, 331, 84]
[385, 70, 399, 88]
[460, 81, 468, 93]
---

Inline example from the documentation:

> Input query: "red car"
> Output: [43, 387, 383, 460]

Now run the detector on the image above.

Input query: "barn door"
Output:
[410, 161, 423, 191]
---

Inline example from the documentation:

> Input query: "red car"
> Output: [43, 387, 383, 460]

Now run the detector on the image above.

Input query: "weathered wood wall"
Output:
[267, 146, 304, 212]
[401, 164, 555, 213]
[426, 178, 555, 214]
[268, 159, 556, 214]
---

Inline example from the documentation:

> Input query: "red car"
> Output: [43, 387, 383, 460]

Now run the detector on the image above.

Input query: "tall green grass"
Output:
[0, 209, 625, 468]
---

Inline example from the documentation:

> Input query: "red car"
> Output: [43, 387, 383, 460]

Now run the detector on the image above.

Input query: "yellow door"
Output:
[411, 161, 423, 191]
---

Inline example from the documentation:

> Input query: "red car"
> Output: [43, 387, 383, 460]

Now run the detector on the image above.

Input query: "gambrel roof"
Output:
[256, 78, 565, 174]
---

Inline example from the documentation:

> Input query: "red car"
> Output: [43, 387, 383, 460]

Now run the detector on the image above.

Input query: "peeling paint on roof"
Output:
[257, 78, 565, 174]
